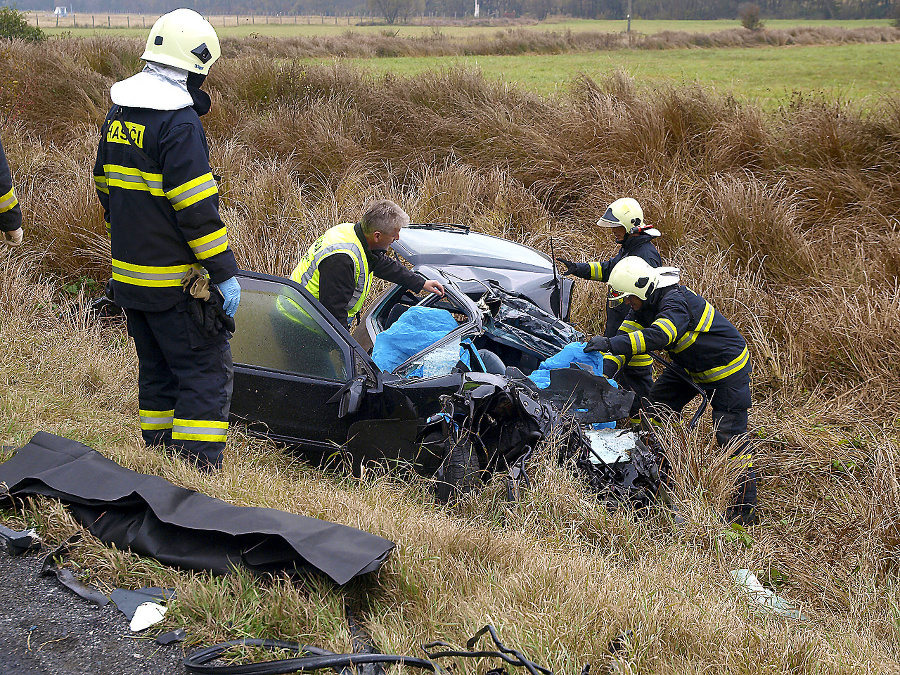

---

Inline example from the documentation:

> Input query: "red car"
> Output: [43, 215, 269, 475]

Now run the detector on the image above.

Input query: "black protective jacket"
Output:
[93, 104, 237, 312]
[318, 222, 425, 326]
[572, 232, 662, 290]
[0, 136, 22, 233]
[602, 284, 750, 385]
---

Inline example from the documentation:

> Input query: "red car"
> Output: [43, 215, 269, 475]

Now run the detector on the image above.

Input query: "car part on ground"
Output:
[0, 523, 41, 555]
[39, 534, 110, 606]
[569, 427, 668, 511]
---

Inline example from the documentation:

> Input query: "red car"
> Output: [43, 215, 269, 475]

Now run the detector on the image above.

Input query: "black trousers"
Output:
[649, 365, 757, 514]
[125, 303, 233, 470]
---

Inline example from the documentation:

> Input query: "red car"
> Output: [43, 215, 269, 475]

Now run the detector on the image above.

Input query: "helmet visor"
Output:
[597, 206, 622, 228]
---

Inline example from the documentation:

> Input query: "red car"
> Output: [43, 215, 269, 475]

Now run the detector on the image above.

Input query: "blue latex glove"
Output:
[217, 276, 241, 317]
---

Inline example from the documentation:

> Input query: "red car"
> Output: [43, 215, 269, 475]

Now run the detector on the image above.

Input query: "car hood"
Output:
[393, 225, 573, 319]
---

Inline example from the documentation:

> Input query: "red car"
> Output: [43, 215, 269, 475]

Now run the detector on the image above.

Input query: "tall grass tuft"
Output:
[3, 37, 900, 672]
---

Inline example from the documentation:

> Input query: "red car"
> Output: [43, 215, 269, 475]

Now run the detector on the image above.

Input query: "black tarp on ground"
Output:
[0, 432, 394, 584]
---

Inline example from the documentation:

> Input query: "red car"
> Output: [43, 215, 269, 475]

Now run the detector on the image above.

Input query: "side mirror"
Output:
[338, 377, 366, 419]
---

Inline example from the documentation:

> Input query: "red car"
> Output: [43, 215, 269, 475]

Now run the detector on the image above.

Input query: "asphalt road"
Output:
[0, 548, 184, 675]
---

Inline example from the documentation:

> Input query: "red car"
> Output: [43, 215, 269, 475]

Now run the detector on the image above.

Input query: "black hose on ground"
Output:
[183, 639, 443, 675]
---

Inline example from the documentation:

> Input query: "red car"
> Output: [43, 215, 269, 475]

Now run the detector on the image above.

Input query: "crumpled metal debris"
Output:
[564, 426, 667, 511]
[39, 535, 110, 607]
[0, 523, 42, 555]
[479, 281, 584, 360]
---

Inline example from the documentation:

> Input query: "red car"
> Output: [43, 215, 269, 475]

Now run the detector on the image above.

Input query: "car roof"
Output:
[392, 224, 554, 274]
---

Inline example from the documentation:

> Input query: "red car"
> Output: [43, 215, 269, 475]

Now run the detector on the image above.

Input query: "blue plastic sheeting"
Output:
[373, 306, 470, 374]
[528, 342, 616, 429]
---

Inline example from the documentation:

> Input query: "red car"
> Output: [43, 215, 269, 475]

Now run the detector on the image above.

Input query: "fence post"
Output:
[143, 16, 145, 27]
[35, 13, 38, 27]
[56, 14, 59, 27]
[126, 16, 129, 28]
[108, 15, 111, 27]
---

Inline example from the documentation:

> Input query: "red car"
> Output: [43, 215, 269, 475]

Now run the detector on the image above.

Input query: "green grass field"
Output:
[323, 41, 900, 106]
[33, 17, 900, 107]
[38, 16, 893, 38]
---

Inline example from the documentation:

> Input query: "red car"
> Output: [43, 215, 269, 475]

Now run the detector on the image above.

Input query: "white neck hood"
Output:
[110, 62, 193, 111]
[655, 267, 681, 289]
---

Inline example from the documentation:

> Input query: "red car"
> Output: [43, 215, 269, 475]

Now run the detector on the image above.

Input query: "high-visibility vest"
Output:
[290, 223, 372, 319]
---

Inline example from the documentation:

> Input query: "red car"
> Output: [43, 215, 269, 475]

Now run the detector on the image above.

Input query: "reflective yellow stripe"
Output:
[112, 259, 202, 287]
[626, 354, 653, 367]
[187, 226, 229, 260]
[628, 330, 646, 354]
[94, 175, 109, 195]
[620, 320, 642, 332]
[172, 418, 228, 442]
[166, 172, 217, 211]
[139, 409, 174, 431]
[604, 353, 626, 370]
[588, 262, 604, 281]
[670, 301, 714, 353]
[732, 453, 753, 468]
[103, 164, 164, 196]
[688, 346, 750, 384]
[653, 318, 677, 345]
[0, 187, 18, 212]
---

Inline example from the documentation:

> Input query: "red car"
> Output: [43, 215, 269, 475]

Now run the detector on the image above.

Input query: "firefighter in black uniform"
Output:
[584, 256, 758, 525]
[556, 198, 662, 420]
[94, 9, 239, 471]
[0, 135, 23, 247]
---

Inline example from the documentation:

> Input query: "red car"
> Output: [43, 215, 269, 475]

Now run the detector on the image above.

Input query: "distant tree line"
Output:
[6, 0, 896, 20]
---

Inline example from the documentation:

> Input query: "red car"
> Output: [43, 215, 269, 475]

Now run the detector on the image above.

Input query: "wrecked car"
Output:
[228, 224, 665, 505]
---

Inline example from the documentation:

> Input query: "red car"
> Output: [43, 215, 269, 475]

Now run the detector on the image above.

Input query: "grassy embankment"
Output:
[2, 33, 900, 672]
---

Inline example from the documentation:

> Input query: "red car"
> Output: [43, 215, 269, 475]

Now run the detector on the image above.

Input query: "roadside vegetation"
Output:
[1, 34, 900, 672]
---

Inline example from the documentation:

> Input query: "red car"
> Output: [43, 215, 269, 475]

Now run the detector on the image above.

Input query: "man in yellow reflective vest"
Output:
[291, 199, 444, 328]
[93, 10, 239, 471]
[584, 256, 757, 525]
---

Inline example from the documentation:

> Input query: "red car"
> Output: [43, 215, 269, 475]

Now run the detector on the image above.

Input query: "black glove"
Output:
[583, 336, 612, 353]
[555, 257, 578, 276]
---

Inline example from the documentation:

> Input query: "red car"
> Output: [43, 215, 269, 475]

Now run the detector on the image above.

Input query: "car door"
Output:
[228, 271, 378, 455]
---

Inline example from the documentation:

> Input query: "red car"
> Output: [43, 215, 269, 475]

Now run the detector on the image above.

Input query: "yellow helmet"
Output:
[141, 9, 220, 75]
[598, 197, 660, 237]
[608, 257, 679, 300]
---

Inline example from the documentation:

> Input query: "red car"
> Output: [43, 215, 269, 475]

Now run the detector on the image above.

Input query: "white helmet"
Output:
[598, 197, 660, 237]
[608, 257, 680, 300]
[141, 9, 220, 75]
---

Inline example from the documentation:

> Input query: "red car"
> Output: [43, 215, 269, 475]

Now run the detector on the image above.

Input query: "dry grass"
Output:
[2, 37, 900, 671]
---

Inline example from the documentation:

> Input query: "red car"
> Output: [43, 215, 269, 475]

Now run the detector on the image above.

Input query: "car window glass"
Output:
[230, 285, 348, 381]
